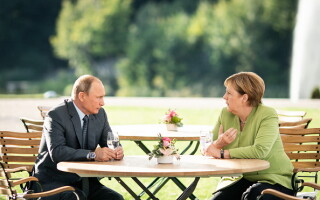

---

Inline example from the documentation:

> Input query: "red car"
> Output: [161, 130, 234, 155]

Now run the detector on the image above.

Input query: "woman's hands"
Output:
[214, 125, 237, 149]
[204, 125, 237, 158]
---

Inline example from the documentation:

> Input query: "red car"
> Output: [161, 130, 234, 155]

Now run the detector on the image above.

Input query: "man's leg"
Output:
[35, 181, 85, 200]
[88, 178, 124, 200]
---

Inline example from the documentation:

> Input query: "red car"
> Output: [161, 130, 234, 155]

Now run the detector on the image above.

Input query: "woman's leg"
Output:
[211, 178, 254, 200]
[242, 182, 294, 200]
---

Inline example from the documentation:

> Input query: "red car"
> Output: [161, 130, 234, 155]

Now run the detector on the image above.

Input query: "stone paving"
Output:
[0, 97, 319, 131]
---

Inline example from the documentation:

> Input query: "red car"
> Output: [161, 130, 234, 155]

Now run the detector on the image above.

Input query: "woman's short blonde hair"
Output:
[224, 72, 265, 107]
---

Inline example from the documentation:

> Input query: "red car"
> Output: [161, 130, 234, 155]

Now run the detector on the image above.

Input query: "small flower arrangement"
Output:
[148, 134, 180, 160]
[161, 109, 183, 127]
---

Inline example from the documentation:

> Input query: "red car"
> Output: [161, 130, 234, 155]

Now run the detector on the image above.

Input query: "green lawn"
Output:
[3, 105, 320, 200]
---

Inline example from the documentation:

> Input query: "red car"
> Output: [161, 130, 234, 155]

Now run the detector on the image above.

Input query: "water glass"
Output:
[107, 132, 120, 150]
[199, 130, 212, 155]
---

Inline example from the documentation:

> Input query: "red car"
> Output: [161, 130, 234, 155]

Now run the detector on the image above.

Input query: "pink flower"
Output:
[164, 115, 171, 122]
[162, 137, 171, 147]
[160, 148, 173, 156]
[168, 110, 177, 117]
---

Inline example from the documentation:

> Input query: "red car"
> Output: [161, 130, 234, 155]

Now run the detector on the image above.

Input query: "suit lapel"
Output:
[65, 100, 83, 148]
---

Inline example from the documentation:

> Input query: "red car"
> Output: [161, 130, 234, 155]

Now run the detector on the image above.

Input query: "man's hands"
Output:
[94, 146, 124, 162]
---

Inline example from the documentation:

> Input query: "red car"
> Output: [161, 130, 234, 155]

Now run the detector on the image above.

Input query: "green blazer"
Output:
[212, 104, 293, 189]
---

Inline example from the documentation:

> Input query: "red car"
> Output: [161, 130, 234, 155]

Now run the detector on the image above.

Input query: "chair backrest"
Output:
[20, 117, 44, 133]
[280, 128, 320, 190]
[37, 106, 51, 120]
[0, 131, 42, 173]
[0, 162, 17, 198]
[279, 118, 312, 129]
[280, 128, 320, 170]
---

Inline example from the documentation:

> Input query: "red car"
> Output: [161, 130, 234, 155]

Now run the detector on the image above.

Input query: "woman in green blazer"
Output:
[205, 72, 294, 200]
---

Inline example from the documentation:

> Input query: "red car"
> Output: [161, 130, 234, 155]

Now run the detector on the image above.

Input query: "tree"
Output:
[0, 0, 65, 92]
[117, 0, 297, 97]
[51, 0, 131, 76]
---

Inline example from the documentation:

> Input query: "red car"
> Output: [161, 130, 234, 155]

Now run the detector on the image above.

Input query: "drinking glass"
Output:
[199, 130, 212, 155]
[107, 132, 120, 150]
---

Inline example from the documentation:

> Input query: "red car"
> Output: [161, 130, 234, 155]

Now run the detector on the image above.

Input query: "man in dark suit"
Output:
[33, 75, 124, 200]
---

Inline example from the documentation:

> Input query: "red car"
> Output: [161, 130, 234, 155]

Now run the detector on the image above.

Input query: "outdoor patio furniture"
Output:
[37, 105, 51, 119]
[0, 162, 79, 200]
[279, 118, 312, 129]
[277, 109, 307, 123]
[0, 131, 42, 173]
[279, 128, 320, 199]
[260, 182, 320, 200]
[20, 117, 44, 132]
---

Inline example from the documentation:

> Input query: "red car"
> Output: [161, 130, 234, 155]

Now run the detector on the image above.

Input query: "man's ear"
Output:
[78, 92, 85, 102]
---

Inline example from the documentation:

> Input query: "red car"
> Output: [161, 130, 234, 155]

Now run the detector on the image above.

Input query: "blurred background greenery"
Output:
[0, 0, 299, 97]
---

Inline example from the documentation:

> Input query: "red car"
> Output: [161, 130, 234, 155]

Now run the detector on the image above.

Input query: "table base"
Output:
[114, 177, 200, 200]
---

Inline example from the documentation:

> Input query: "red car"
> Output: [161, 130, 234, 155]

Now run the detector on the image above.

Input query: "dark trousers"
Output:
[211, 178, 294, 200]
[33, 177, 123, 200]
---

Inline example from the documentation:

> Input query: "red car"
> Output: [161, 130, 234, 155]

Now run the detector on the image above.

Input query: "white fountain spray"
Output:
[290, 0, 320, 101]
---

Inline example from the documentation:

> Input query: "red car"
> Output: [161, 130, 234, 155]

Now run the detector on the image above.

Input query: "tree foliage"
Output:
[51, 0, 131, 75]
[0, 0, 65, 92]
[0, 0, 297, 97]
[117, 0, 297, 97]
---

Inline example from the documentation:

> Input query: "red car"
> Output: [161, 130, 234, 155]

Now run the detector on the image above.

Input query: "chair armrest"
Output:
[23, 186, 76, 199]
[261, 189, 300, 200]
[302, 182, 320, 190]
[12, 176, 39, 187]
[294, 167, 320, 173]
[5, 166, 28, 173]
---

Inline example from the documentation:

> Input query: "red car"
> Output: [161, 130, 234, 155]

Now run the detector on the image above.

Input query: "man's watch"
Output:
[87, 152, 96, 160]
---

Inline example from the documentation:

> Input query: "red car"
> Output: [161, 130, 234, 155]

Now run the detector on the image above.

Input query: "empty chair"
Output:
[20, 117, 44, 132]
[279, 118, 312, 129]
[37, 105, 51, 119]
[0, 131, 42, 173]
[279, 128, 320, 198]
[0, 162, 79, 199]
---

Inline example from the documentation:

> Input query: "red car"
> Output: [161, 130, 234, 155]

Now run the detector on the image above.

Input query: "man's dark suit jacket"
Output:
[33, 99, 112, 184]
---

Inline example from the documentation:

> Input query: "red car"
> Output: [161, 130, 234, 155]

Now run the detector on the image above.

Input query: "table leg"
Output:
[114, 177, 141, 200]
[171, 177, 197, 200]
[132, 140, 200, 200]
[139, 177, 170, 198]
[132, 177, 160, 200]
[176, 177, 200, 200]
[134, 141, 151, 154]
[180, 141, 200, 155]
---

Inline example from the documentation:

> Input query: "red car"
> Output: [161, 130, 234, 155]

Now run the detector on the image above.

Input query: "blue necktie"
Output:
[82, 115, 89, 149]
[82, 115, 90, 197]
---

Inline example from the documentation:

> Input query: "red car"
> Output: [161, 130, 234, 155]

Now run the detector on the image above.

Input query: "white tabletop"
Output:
[58, 155, 269, 178]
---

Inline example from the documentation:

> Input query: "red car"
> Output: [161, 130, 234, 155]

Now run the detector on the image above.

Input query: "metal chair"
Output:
[0, 131, 42, 173]
[279, 128, 320, 198]
[279, 118, 313, 129]
[37, 106, 51, 120]
[0, 162, 79, 200]
[260, 182, 320, 200]
[20, 117, 44, 133]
